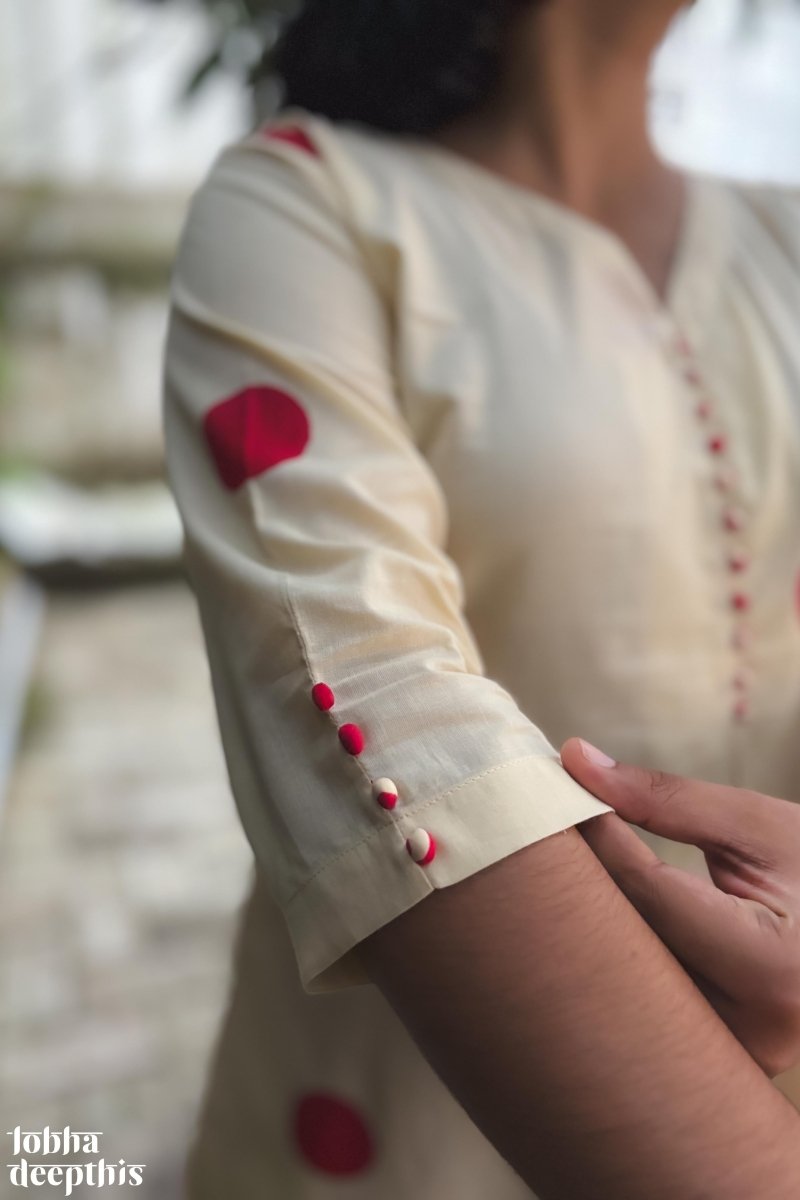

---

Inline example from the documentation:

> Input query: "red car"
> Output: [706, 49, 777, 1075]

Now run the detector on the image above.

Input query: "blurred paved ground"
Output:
[0, 581, 252, 1198]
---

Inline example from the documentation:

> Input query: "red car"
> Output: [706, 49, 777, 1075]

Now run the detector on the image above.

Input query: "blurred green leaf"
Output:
[183, 44, 225, 100]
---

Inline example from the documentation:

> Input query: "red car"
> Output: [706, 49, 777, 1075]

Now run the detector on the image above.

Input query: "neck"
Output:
[434, 1, 688, 296]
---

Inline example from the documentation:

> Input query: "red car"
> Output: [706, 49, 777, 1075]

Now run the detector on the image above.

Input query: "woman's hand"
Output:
[560, 737, 800, 1078]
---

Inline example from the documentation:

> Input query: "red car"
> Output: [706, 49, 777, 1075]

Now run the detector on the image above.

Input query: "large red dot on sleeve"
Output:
[203, 386, 310, 491]
[263, 125, 320, 157]
[293, 1093, 375, 1176]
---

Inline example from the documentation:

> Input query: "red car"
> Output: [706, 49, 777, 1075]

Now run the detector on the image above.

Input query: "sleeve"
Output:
[162, 125, 612, 993]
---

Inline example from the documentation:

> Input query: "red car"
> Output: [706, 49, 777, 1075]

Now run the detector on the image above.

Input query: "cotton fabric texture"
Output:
[163, 110, 800, 1197]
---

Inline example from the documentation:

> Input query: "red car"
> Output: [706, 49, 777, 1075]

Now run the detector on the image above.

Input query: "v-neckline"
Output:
[393, 131, 731, 343]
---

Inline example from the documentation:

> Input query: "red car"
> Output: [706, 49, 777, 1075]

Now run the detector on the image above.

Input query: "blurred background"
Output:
[1, 0, 800, 1195]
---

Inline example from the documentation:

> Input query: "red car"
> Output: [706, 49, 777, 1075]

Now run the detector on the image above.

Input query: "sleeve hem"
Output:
[282, 752, 613, 993]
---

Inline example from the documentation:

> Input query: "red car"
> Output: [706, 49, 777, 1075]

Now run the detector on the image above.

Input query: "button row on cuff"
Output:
[310, 681, 438, 866]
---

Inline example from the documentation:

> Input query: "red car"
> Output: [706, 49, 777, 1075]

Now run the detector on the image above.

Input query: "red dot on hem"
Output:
[338, 724, 365, 756]
[293, 1093, 374, 1176]
[311, 683, 335, 711]
[263, 125, 320, 156]
[203, 386, 310, 490]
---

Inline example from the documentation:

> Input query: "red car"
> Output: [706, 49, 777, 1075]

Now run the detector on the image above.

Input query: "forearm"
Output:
[359, 826, 800, 1199]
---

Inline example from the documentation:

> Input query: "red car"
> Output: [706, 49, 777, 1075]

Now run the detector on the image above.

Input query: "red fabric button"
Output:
[731, 592, 751, 613]
[707, 434, 727, 455]
[293, 1093, 374, 1176]
[727, 550, 749, 573]
[722, 508, 745, 533]
[204, 386, 310, 490]
[713, 467, 736, 492]
[263, 125, 320, 156]
[311, 683, 335, 711]
[731, 624, 751, 651]
[338, 724, 365, 755]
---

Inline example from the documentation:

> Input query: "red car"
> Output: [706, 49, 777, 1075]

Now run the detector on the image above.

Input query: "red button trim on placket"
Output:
[713, 468, 736, 493]
[338, 724, 365, 756]
[311, 683, 336, 711]
[731, 624, 751, 651]
[722, 508, 745, 533]
[679, 334, 754, 729]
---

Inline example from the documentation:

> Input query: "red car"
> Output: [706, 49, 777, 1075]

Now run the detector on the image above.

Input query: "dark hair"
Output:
[271, 0, 535, 136]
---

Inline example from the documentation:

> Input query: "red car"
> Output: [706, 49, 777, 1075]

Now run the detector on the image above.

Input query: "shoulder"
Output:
[194, 108, 445, 229]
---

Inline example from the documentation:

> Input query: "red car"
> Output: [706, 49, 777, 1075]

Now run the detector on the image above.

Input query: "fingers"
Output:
[562, 737, 788, 874]
[581, 811, 769, 1002]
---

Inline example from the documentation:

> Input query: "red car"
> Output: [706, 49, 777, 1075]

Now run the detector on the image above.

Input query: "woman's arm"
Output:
[164, 125, 800, 1196]
[360, 826, 800, 1200]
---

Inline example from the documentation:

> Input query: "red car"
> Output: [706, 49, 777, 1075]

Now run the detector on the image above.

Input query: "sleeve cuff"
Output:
[282, 752, 613, 992]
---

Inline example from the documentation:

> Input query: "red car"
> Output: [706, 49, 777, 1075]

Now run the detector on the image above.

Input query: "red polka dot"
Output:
[311, 683, 335, 712]
[263, 125, 320, 157]
[707, 434, 727, 455]
[204, 386, 310, 490]
[338, 724, 365, 755]
[293, 1093, 374, 1176]
[731, 592, 751, 613]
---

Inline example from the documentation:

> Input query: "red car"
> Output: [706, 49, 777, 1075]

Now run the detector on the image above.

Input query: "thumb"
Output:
[560, 737, 783, 875]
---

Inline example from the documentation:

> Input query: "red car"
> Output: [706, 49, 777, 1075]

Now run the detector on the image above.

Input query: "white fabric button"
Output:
[372, 777, 398, 810]
[406, 828, 436, 866]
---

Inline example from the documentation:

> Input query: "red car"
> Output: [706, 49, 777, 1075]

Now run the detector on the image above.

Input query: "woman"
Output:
[162, 1, 800, 1195]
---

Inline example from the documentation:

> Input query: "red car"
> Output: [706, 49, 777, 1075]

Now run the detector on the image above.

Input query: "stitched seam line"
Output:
[282, 751, 558, 906]
[283, 575, 390, 792]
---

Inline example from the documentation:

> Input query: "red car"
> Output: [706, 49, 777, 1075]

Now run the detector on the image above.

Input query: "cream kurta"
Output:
[163, 111, 800, 1197]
